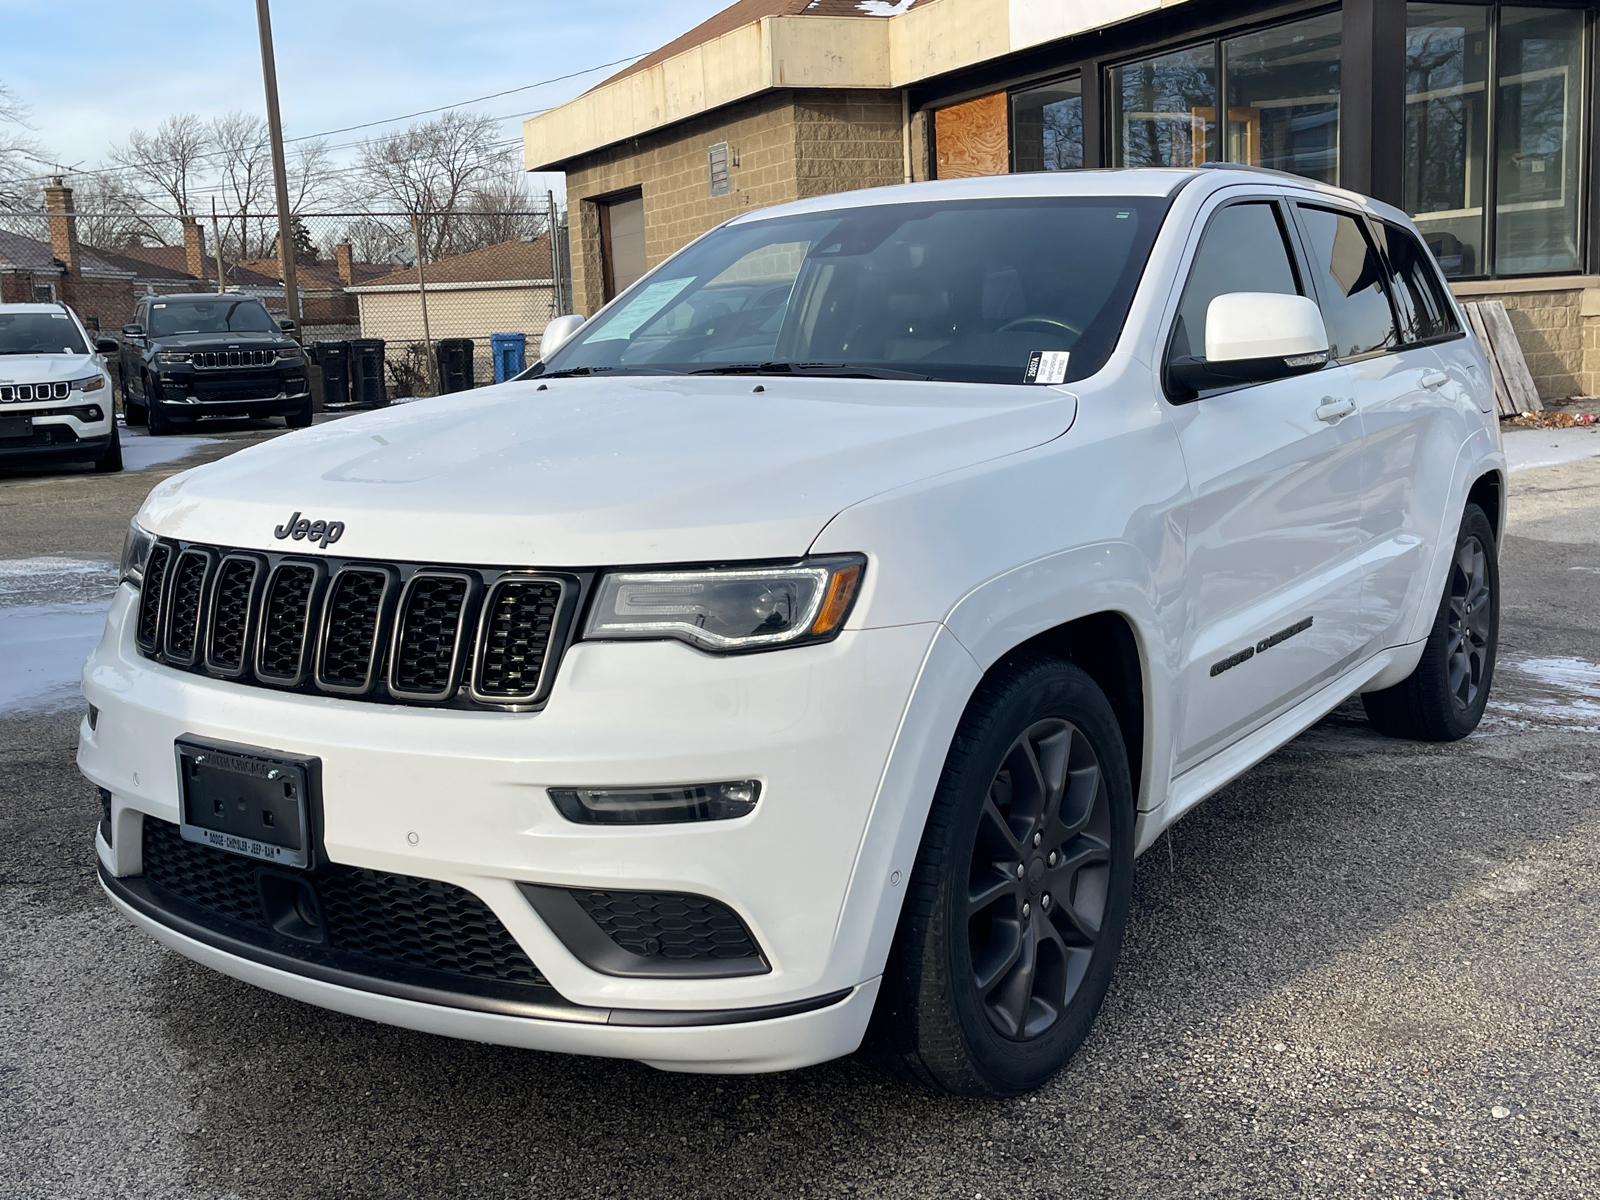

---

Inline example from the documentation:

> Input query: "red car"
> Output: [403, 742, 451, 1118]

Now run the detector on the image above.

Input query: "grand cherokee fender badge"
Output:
[273, 511, 345, 549]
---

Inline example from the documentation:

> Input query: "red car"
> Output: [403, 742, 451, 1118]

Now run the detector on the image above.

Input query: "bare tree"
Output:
[349, 111, 510, 258]
[445, 174, 548, 256]
[109, 113, 210, 217]
[66, 171, 167, 249]
[210, 111, 272, 257]
[0, 81, 45, 212]
[287, 138, 334, 214]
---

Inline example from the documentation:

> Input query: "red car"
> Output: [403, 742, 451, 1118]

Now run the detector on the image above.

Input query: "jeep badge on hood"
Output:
[273, 511, 345, 549]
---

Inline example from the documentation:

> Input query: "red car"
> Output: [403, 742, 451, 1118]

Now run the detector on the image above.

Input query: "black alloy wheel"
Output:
[865, 652, 1134, 1097]
[968, 718, 1111, 1041]
[1363, 501, 1499, 741]
[1445, 534, 1492, 711]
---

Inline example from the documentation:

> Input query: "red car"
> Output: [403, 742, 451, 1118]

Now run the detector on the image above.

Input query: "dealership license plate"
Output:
[176, 737, 315, 868]
[0, 416, 31, 439]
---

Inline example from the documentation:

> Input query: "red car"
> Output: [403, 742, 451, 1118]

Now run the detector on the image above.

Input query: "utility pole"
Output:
[410, 215, 438, 396]
[546, 188, 565, 317]
[210, 198, 226, 294]
[254, 0, 301, 327]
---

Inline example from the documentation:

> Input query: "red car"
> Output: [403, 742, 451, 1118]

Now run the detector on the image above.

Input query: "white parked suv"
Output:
[0, 302, 121, 471]
[81, 167, 1502, 1096]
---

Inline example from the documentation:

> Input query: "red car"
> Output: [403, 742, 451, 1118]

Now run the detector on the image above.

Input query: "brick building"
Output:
[0, 180, 137, 331]
[526, 0, 1600, 400]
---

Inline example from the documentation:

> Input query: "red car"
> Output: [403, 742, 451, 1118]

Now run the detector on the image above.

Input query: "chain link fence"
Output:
[1, 202, 573, 405]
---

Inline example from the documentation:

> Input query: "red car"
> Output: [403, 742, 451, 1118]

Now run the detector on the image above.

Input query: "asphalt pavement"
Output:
[1, 414, 1597, 1200]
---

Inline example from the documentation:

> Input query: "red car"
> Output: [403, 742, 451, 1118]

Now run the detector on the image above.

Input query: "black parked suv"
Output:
[118, 294, 311, 435]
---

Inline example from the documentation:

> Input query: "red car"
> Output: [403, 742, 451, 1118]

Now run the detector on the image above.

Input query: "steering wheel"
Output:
[996, 315, 1081, 339]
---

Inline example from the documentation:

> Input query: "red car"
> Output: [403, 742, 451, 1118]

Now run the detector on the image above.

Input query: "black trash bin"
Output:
[349, 338, 388, 407]
[436, 338, 475, 394]
[313, 341, 350, 407]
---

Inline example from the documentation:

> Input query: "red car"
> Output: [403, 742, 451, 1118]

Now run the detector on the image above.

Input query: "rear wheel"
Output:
[1363, 502, 1498, 741]
[865, 652, 1135, 1097]
[92, 420, 123, 473]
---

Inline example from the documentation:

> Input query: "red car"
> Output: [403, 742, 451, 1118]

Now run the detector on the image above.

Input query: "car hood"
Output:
[152, 331, 290, 350]
[139, 375, 1078, 565]
[0, 353, 104, 384]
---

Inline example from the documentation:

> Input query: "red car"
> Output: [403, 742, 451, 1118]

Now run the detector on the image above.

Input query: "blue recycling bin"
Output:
[491, 332, 527, 383]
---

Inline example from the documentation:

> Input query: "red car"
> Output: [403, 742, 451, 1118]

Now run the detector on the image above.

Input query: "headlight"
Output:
[119, 519, 156, 587]
[71, 374, 107, 392]
[155, 352, 191, 365]
[275, 345, 304, 362]
[584, 555, 865, 652]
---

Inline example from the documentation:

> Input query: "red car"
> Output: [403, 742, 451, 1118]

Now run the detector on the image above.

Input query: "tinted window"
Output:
[547, 196, 1171, 386]
[0, 311, 89, 356]
[148, 298, 278, 336]
[1378, 221, 1459, 343]
[1296, 205, 1397, 358]
[1170, 201, 1301, 361]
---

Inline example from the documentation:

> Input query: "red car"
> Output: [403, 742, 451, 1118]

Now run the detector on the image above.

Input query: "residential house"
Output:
[525, 0, 1600, 401]
[0, 180, 137, 330]
[239, 243, 391, 337]
[347, 237, 557, 379]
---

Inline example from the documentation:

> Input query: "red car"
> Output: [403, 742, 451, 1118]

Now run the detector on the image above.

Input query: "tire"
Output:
[1363, 502, 1499, 741]
[145, 382, 172, 437]
[285, 399, 313, 429]
[123, 395, 146, 427]
[92, 420, 123, 473]
[865, 652, 1135, 1097]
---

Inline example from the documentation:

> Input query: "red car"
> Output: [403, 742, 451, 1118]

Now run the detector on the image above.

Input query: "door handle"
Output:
[1315, 396, 1356, 423]
[1420, 369, 1450, 390]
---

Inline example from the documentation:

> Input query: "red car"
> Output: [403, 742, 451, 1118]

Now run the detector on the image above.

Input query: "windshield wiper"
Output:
[535, 365, 686, 380]
[690, 361, 932, 381]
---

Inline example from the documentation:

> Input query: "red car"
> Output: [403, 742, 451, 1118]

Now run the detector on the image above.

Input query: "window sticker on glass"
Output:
[1025, 350, 1070, 384]
[588, 278, 696, 342]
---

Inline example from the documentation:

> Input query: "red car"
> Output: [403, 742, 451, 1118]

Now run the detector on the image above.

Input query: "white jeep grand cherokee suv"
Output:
[81, 167, 1502, 1096]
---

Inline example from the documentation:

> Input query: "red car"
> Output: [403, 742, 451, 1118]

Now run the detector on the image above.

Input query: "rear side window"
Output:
[1169, 201, 1302, 361]
[1378, 221, 1459, 343]
[1295, 205, 1397, 359]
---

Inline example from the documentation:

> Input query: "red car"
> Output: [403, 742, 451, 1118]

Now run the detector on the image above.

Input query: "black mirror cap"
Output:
[94, 337, 120, 354]
[277, 319, 297, 333]
[1167, 349, 1329, 401]
[120, 324, 144, 338]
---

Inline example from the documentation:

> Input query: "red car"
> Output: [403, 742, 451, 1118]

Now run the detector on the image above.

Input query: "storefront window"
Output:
[1407, 4, 1585, 278]
[1109, 44, 1217, 167]
[1222, 12, 1342, 184]
[1495, 6, 1584, 274]
[1012, 76, 1083, 172]
[1406, 4, 1489, 276]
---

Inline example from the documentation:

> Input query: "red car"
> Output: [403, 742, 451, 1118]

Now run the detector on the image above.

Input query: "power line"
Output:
[5, 54, 638, 186]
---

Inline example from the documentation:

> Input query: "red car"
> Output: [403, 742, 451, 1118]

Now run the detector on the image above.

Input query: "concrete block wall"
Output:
[563, 89, 906, 317]
[1452, 279, 1600, 401]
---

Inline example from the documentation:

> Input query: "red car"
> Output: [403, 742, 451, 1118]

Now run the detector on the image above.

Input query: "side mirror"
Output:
[1168, 292, 1330, 396]
[95, 337, 120, 354]
[539, 314, 586, 362]
[277, 319, 297, 334]
[121, 324, 144, 338]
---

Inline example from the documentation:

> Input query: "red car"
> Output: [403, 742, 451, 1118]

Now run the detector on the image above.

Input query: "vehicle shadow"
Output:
[145, 684, 1600, 1200]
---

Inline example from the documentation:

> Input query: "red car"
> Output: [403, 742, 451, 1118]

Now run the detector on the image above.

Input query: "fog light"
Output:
[548, 780, 760, 825]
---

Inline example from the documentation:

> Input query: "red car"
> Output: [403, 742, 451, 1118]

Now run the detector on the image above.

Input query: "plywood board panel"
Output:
[935, 91, 1009, 179]
[1478, 299, 1543, 413]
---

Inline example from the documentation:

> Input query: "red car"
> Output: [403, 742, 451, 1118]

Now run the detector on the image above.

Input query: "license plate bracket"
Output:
[176, 737, 317, 868]
[0, 415, 32, 439]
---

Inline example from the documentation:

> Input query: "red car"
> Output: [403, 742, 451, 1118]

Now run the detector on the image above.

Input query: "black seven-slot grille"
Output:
[140, 815, 549, 989]
[135, 538, 584, 710]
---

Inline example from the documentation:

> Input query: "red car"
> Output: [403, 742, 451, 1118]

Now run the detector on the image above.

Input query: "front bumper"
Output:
[80, 584, 942, 1067]
[0, 403, 113, 462]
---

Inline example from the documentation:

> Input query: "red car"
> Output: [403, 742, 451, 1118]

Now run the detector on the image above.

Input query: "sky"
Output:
[0, 0, 732, 205]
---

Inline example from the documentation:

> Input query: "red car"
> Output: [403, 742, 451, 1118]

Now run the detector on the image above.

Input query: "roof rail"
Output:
[1193, 161, 1310, 183]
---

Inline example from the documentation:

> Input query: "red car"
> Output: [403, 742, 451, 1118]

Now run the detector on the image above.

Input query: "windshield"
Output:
[542, 195, 1171, 385]
[0, 311, 89, 356]
[149, 298, 278, 337]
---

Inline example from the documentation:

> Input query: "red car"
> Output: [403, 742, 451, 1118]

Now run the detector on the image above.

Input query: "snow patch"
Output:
[0, 602, 108, 713]
[856, 0, 918, 14]
[1502, 426, 1600, 473]
[119, 429, 219, 472]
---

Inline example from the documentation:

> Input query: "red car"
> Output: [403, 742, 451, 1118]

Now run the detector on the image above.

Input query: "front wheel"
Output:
[92, 420, 123, 473]
[145, 383, 172, 436]
[285, 399, 313, 428]
[865, 652, 1135, 1097]
[1363, 502, 1499, 741]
